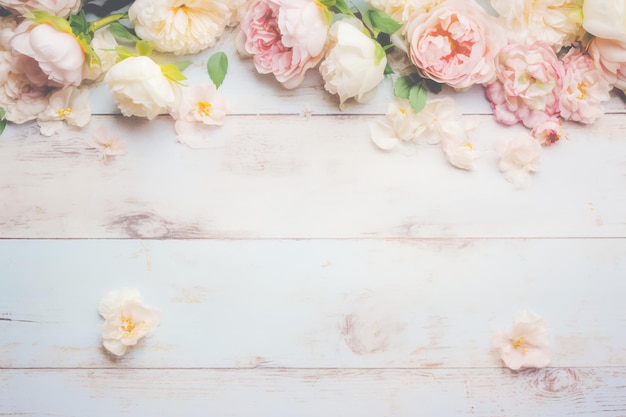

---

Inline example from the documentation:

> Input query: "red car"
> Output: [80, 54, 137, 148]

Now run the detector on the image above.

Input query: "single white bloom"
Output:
[320, 18, 387, 109]
[86, 130, 128, 163]
[83, 28, 119, 81]
[440, 122, 477, 170]
[172, 83, 228, 149]
[582, 0, 626, 43]
[493, 310, 551, 370]
[104, 56, 181, 120]
[129, 0, 233, 55]
[99, 288, 161, 356]
[37, 86, 90, 136]
[495, 134, 542, 188]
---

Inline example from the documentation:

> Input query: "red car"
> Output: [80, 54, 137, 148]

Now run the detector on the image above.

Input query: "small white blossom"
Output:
[493, 310, 551, 370]
[37, 86, 90, 136]
[99, 288, 161, 356]
[86, 130, 128, 163]
[495, 134, 542, 188]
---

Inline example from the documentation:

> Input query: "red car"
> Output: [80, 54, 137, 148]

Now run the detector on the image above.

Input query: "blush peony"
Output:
[406, 0, 505, 89]
[235, 0, 328, 89]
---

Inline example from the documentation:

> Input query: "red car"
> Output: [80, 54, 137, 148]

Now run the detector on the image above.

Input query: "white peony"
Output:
[320, 19, 387, 109]
[104, 56, 181, 120]
[129, 0, 233, 55]
[37, 86, 91, 136]
[582, 0, 626, 43]
[99, 288, 161, 356]
[0, 0, 81, 17]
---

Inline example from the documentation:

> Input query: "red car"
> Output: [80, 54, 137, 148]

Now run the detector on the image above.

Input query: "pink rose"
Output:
[588, 37, 626, 91]
[10, 21, 84, 88]
[486, 41, 563, 128]
[406, 0, 505, 89]
[235, 0, 328, 89]
[559, 49, 612, 124]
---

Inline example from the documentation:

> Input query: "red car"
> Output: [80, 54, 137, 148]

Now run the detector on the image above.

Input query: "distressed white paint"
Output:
[1, 20, 626, 417]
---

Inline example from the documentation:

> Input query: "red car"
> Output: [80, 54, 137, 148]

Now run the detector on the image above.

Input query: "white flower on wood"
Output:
[493, 310, 551, 370]
[86, 130, 128, 163]
[495, 134, 542, 188]
[99, 288, 161, 356]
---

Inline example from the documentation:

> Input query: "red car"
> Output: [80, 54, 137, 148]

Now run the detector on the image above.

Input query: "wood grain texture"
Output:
[1, 368, 625, 417]
[1, 239, 625, 369]
[1, 114, 625, 239]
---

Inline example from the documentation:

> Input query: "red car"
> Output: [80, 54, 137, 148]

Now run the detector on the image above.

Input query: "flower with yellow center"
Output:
[493, 310, 551, 370]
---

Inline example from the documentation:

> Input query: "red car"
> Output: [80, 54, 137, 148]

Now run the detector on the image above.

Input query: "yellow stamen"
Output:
[512, 336, 528, 352]
[120, 316, 136, 334]
[57, 108, 72, 119]
[103, 139, 119, 151]
[576, 82, 587, 100]
[465, 142, 473, 150]
[195, 101, 212, 117]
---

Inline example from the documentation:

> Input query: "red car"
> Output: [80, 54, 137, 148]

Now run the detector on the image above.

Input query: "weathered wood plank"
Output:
[1, 115, 625, 239]
[1, 239, 624, 369]
[1, 368, 624, 417]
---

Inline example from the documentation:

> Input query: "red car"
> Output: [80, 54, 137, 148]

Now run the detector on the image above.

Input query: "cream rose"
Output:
[588, 37, 626, 90]
[0, 0, 81, 17]
[104, 56, 181, 120]
[129, 0, 233, 55]
[406, 0, 505, 89]
[10, 21, 84, 88]
[582, 0, 626, 43]
[319, 19, 387, 108]
[236, 0, 328, 89]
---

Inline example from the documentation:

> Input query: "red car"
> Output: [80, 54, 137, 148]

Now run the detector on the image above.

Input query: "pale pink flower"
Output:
[582, 0, 626, 43]
[172, 84, 228, 149]
[86, 130, 128, 163]
[236, 0, 328, 89]
[588, 37, 626, 91]
[559, 49, 612, 124]
[440, 121, 477, 170]
[10, 21, 84, 88]
[0, 0, 81, 17]
[37, 86, 91, 136]
[495, 134, 542, 188]
[493, 310, 551, 370]
[486, 41, 563, 129]
[531, 117, 563, 146]
[491, 0, 584, 47]
[99, 289, 161, 356]
[406, 0, 506, 89]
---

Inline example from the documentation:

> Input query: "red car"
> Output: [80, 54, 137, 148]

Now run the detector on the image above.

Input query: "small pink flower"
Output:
[406, 0, 505, 89]
[235, 0, 328, 89]
[86, 130, 128, 163]
[10, 21, 84, 88]
[493, 311, 551, 371]
[531, 117, 563, 146]
[486, 41, 563, 129]
[559, 48, 612, 124]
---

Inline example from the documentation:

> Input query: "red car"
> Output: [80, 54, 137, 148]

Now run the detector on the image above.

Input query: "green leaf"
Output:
[331, 0, 354, 16]
[408, 84, 428, 113]
[114, 45, 136, 61]
[367, 9, 402, 35]
[136, 40, 153, 57]
[24, 10, 72, 34]
[207, 52, 228, 89]
[0, 107, 6, 136]
[174, 60, 192, 71]
[373, 41, 386, 65]
[360, 8, 377, 36]
[317, 0, 335, 7]
[108, 21, 140, 42]
[160, 63, 188, 85]
[393, 76, 413, 99]
[69, 10, 89, 38]
[383, 63, 394, 76]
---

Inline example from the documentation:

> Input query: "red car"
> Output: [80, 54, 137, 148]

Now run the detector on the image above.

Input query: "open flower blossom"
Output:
[37, 86, 90, 136]
[490, 0, 584, 47]
[104, 56, 181, 120]
[99, 288, 161, 356]
[493, 310, 551, 370]
[486, 41, 563, 129]
[129, 0, 233, 55]
[559, 48, 612, 125]
[86, 129, 128, 163]
[582, 0, 626, 43]
[320, 18, 387, 109]
[495, 134, 542, 188]
[171, 83, 228, 149]
[10, 21, 85, 88]
[588, 37, 626, 92]
[236, 0, 328, 89]
[531, 117, 563, 146]
[0, 0, 81, 17]
[406, 0, 506, 89]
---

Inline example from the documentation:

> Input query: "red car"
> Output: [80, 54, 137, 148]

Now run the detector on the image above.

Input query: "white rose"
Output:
[104, 56, 181, 120]
[129, 0, 232, 55]
[319, 19, 387, 109]
[583, 0, 626, 42]
[0, 0, 81, 17]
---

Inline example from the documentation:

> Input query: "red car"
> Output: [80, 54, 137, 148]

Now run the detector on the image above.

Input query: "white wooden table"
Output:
[1, 28, 626, 416]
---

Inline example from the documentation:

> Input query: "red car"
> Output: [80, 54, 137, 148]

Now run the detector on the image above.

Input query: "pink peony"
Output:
[530, 117, 563, 146]
[235, 0, 328, 89]
[406, 0, 505, 89]
[10, 21, 84, 88]
[588, 37, 626, 91]
[486, 41, 563, 129]
[559, 48, 612, 124]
